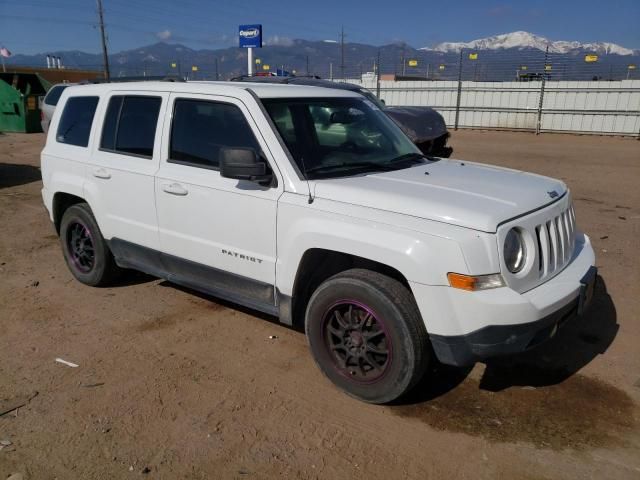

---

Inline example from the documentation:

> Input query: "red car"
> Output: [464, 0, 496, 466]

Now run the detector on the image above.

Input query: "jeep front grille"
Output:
[534, 204, 576, 279]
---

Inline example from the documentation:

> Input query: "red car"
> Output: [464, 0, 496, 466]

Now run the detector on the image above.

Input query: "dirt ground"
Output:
[0, 130, 639, 479]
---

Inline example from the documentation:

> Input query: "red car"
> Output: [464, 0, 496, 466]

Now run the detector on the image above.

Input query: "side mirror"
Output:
[379, 98, 386, 106]
[220, 147, 272, 185]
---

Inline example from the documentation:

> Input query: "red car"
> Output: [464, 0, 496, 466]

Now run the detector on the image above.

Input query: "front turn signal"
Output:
[447, 272, 505, 291]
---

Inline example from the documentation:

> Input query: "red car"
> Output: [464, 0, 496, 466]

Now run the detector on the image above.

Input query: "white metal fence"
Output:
[349, 79, 640, 136]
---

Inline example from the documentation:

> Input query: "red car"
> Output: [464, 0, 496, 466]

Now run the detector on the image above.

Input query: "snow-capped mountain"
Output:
[423, 31, 635, 56]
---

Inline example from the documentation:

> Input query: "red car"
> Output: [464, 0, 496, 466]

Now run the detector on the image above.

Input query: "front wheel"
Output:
[305, 269, 430, 404]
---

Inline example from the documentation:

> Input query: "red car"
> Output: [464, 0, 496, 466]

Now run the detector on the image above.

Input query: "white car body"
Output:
[40, 81, 595, 367]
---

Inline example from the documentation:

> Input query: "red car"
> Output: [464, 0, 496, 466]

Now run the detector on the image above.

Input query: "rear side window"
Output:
[56, 96, 99, 147]
[169, 99, 260, 169]
[44, 85, 68, 106]
[100, 95, 161, 158]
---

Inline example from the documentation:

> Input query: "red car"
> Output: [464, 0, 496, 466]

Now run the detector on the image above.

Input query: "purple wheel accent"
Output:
[321, 300, 392, 384]
[65, 220, 95, 273]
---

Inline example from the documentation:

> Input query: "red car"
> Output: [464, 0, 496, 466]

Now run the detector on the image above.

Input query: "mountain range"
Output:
[5, 31, 638, 82]
[426, 31, 636, 56]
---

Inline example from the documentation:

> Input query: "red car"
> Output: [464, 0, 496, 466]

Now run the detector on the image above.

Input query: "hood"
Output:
[384, 106, 447, 143]
[313, 159, 566, 232]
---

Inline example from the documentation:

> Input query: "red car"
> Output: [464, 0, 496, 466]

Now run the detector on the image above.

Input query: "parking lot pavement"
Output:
[1, 131, 639, 479]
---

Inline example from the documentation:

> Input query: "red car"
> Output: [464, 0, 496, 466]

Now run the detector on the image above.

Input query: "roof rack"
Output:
[229, 74, 322, 82]
[82, 75, 185, 84]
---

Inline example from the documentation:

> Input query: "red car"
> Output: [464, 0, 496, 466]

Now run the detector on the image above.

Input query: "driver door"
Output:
[154, 93, 282, 311]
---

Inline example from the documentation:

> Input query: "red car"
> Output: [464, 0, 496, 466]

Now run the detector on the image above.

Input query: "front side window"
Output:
[56, 96, 99, 147]
[100, 95, 161, 158]
[263, 97, 424, 179]
[169, 99, 260, 169]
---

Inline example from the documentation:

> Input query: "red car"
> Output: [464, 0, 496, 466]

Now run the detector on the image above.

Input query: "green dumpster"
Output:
[0, 72, 52, 133]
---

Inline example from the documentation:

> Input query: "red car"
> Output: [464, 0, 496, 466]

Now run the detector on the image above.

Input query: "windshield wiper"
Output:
[305, 161, 398, 175]
[386, 152, 429, 165]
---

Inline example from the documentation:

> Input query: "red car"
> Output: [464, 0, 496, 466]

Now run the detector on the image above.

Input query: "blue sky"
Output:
[1, 0, 639, 55]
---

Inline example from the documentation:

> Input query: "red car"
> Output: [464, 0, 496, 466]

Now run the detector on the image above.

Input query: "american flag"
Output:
[0, 47, 11, 58]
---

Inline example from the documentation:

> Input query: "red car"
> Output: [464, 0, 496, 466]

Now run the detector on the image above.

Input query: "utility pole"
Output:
[401, 44, 406, 76]
[215, 57, 219, 80]
[306, 55, 309, 75]
[376, 50, 381, 99]
[96, 0, 110, 81]
[340, 26, 345, 80]
[329, 62, 333, 80]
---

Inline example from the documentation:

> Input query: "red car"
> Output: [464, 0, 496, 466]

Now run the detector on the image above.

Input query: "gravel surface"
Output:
[1, 130, 639, 479]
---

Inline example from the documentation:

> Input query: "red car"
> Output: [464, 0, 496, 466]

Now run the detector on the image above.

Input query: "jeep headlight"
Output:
[504, 228, 527, 274]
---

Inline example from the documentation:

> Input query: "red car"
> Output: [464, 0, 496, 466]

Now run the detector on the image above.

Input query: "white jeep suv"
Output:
[40, 81, 596, 403]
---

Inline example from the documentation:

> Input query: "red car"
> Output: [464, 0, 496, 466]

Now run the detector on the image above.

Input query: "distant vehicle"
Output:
[41, 80, 596, 404]
[40, 83, 73, 133]
[232, 75, 452, 157]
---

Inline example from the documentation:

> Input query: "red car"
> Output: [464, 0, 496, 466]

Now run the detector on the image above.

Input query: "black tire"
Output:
[59, 203, 120, 287]
[305, 268, 430, 404]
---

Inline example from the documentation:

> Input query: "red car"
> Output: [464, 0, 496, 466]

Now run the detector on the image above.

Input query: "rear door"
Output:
[85, 91, 168, 259]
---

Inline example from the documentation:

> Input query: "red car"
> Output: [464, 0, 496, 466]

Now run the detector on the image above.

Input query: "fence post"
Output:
[536, 76, 546, 135]
[376, 50, 381, 100]
[454, 49, 463, 131]
[536, 46, 549, 135]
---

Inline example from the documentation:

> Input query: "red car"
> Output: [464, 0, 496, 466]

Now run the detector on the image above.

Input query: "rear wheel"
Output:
[59, 203, 120, 286]
[305, 269, 430, 404]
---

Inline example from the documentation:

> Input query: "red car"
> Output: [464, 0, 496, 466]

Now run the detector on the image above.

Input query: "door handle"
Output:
[92, 168, 111, 179]
[162, 182, 189, 196]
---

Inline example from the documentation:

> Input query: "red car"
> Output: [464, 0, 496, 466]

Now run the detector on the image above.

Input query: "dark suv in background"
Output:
[232, 75, 452, 158]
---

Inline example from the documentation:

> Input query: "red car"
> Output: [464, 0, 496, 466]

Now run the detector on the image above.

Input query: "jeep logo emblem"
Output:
[547, 190, 559, 199]
[239, 28, 260, 39]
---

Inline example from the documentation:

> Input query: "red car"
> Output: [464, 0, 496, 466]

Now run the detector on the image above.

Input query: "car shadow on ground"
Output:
[145, 273, 618, 404]
[401, 274, 618, 403]
[479, 275, 618, 391]
[109, 269, 159, 287]
[157, 280, 285, 326]
[0, 163, 42, 189]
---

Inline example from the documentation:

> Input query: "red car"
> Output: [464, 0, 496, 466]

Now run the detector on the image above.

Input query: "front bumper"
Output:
[410, 233, 596, 366]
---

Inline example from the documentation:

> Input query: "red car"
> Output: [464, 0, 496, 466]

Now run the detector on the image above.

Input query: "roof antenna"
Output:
[299, 156, 314, 204]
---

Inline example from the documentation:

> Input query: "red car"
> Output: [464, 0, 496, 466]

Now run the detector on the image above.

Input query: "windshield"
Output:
[262, 97, 423, 179]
